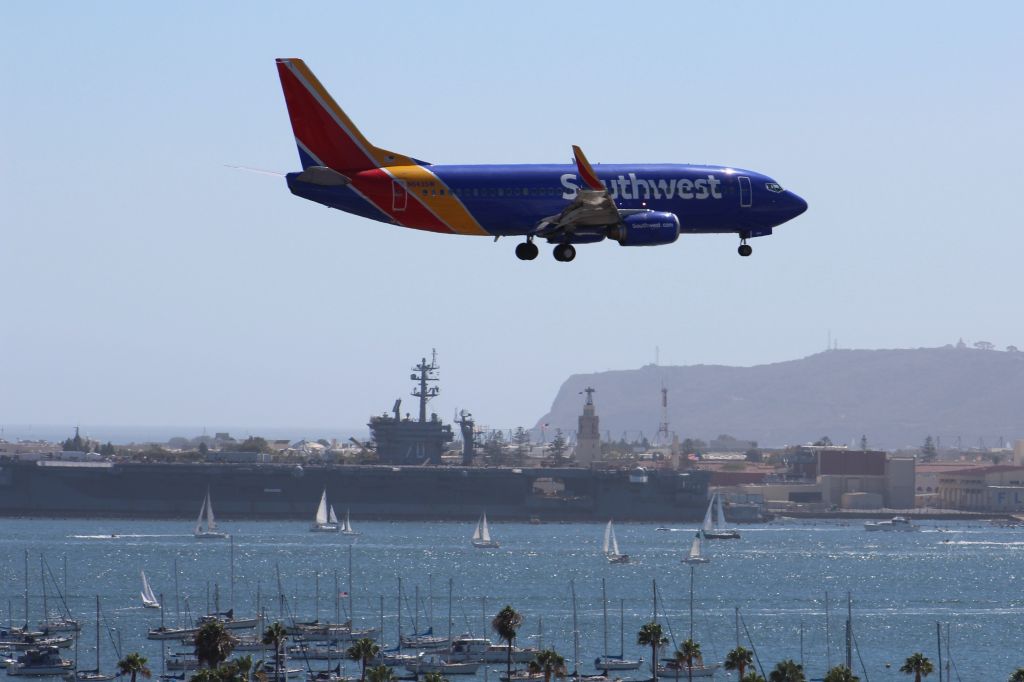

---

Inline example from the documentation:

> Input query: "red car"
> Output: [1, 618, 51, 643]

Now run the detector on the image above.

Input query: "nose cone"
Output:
[785, 191, 808, 221]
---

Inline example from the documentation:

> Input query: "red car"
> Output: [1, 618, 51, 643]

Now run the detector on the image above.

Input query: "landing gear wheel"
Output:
[738, 243, 753, 257]
[553, 243, 576, 262]
[515, 241, 539, 261]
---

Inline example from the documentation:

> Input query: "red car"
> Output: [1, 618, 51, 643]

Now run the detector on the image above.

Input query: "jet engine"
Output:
[607, 212, 680, 246]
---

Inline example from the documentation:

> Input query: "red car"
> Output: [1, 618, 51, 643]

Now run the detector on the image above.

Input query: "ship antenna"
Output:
[411, 350, 441, 423]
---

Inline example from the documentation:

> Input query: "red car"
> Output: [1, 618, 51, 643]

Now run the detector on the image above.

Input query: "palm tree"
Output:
[195, 620, 238, 669]
[899, 653, 934, 682]
[823, 665, 859, 682]
[675, 639, 701, 681]
[422, 673, 446, 682]
[768, 659, 806, 682]
[637, 623, 668, 682]
[741, 674, 767, 682]
[365, 665, 396, 682]
[534, 649, 565, 682]
[492, 605, 524, 682]
[724, 647, 754, 680]
[232, 654, 257, 682]
[117, 653, 152, 682]
[1009, 669, 1024, 682]
[261, 622, 288, 682]
[347, 637, 381, 682]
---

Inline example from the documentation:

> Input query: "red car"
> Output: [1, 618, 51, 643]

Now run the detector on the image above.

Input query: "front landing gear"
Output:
[515, 240, 539, 260]
[553, 243, 576, 262]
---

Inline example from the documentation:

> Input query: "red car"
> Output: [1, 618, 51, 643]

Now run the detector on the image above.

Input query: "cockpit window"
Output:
[766, 182, 784, 193]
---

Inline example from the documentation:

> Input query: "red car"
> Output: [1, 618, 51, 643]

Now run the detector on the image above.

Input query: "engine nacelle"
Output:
[608, 212, 680, 246]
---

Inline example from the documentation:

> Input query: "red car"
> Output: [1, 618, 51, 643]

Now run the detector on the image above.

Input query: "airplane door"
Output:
[738, 176, 752, 208]
[392, 179, 408, 211]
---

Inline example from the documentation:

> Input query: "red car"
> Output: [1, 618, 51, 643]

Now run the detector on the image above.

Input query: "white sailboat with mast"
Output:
[594, 579, 642, 671]
[75, 596, 114, 681]
[602, 520, 629, 564]
[683, 532, 710, 565]
[140, 571, 161, 609]
[471, 512, 499, 549]
[311, 490, 340, 532]
[340, 509, 361, 536]
[699, 492, 740, 540]
[194, 488, 228, 539]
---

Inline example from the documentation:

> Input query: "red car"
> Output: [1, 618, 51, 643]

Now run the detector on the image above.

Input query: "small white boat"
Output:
[682, 532, 710, 564]
[194, 489, 228, 539]
[594, 655, 643, 671]
[165, 653, 200, 671]
[405, 654, 480, 675]
[146, 626, 198, 641]
[700, 493, 740, 540]
[140, 570, 161, 609]
[864, 516, 919, 531]
[339, 509, 360, 536]
[311, 490, 340, 532]
[602, 520, 629, 563]
[656, 659, 720, 678]
[471, 512, 499, 548]
[7, 647, 74, 676]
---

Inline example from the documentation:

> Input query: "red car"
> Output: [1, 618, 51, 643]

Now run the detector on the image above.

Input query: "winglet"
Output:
[572, 145, 604, 190]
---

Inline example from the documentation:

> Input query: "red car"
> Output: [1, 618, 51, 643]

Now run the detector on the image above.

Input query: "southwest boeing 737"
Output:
[276, 58, 807, 262]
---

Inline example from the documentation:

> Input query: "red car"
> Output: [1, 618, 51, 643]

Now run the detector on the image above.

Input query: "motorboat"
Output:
[7, 647, 74, 676]
[146, 626, 199, 641]
[864, 516, 919, 531]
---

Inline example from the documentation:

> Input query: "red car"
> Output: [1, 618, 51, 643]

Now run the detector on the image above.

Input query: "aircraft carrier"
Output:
[0, 353, 710, 521]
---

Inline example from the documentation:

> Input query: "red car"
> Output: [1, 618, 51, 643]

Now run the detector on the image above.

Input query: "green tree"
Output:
[548, 430, 569, 464]
[421, 673, 446, 682]
[675, 639, 701, 681]
[741, 674, 767, 682]
[921, 436, 937, 460]
[117, 653, 152, 682]
[491, 605, 524, 682]
[365, 665, 396, 682]
[1008, 669, 1024, 682]
[768, 659, 805, 682]
[347, 638, 381, 682]
[724, 646, 754, 680]
[261, 622, 288, 682]
[534, 649, 565, 682]
[637, 622, 668, 682]
[194, 620, 237, 669]
[899, 653, 934, 682]
[823, 666, 859, 682]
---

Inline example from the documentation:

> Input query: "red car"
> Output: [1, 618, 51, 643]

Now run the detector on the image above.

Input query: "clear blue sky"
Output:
[2, 2, 1022, 436]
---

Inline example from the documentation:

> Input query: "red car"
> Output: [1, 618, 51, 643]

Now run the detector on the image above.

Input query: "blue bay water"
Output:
[1, 518, 1022, 681]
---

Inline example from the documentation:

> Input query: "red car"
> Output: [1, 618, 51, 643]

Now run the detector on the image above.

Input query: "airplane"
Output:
[275, 58, 807, 262]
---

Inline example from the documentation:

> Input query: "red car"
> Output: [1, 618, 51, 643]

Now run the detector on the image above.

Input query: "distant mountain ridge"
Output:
[534, 348, 1024, 449]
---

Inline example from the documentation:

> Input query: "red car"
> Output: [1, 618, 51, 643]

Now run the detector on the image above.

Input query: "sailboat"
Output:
[471, 512, 499, 548]
[140, 571, 161, 609]
[194, 489, 228, 539]
[682, 532, 710, 564]
[594, 580, 642, 671]
[699, 493, 740, 540]
[602, 520, 629, 564]
[311, 490, 340, 532]
[75, 596, 114, 681]
[340, 509, 361, 536]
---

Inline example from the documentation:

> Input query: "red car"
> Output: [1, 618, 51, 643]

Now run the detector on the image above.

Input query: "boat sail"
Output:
[194, 490, 228, 539]
[311, 490, 340, 532]
[340, 508, 361, 536]
[699, 493, 740, 540]
[140, 571, 161, 609]
[683, 532, 710, 564]
[471, 512, 499, 548]
[602, 520, 629, 564]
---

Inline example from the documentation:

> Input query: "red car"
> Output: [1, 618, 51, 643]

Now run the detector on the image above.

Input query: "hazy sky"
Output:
[2, 2, 1022, 437]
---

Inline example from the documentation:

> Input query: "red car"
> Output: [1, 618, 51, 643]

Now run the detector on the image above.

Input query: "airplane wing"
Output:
[534, 145, 620, 238]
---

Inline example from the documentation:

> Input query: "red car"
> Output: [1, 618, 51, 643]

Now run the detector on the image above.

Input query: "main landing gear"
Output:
[738, 237, 753, 257]
[515, 240, 539, 261]
[553, 243, 576, 262]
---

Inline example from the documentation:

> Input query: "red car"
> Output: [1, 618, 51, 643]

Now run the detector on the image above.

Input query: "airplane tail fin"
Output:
[275, 58, 421, 171]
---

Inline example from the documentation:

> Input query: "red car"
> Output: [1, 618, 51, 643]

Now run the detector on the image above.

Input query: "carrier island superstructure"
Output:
[0, 354, 710, 521]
